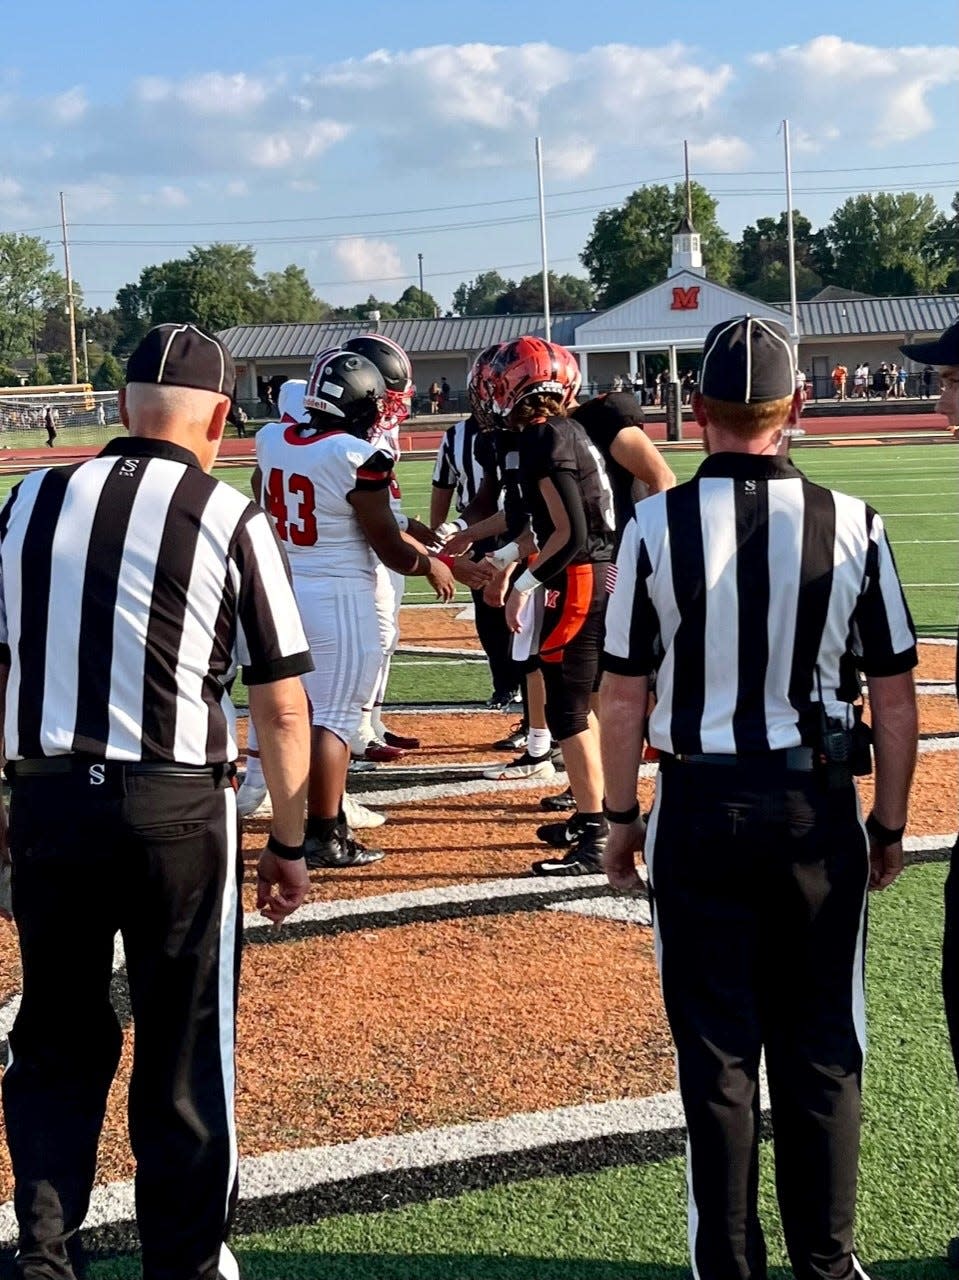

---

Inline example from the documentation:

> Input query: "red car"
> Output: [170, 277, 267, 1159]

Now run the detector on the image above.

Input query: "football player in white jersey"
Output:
[236, 378, 309, 818]
[341, 334, 421, 762]
[254, 348, 455, 868]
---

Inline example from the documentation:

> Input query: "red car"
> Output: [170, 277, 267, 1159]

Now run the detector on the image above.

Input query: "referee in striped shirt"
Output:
[431, 412, 522, 708]
[0, 325, 313, 1279]
[600, 315, 919, 1280]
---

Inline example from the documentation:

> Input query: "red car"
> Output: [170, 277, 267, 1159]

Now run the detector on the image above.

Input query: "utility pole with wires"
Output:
[59, 191, 79, 383]
[781, 120, 800, 345]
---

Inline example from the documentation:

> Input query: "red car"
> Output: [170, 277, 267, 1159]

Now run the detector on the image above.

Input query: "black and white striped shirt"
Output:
[431, 416, 485, 513]
[604, 453, 917, 754]
[0, 437, 312, 763]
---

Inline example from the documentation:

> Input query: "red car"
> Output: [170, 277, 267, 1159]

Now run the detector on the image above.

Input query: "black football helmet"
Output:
[343, 334, 414, 429]
[303, 348, 386, 438]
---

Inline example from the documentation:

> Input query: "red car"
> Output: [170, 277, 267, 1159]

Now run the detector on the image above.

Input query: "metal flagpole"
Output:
[59, 191, 79, 383]
[534, 136, 551, 342]
[782, 120, 800, 343]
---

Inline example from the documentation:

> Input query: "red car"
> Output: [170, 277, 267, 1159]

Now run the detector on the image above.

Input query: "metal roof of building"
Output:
[785, 294, 959, 338]
[218, 295, 959, 362]
[218, 312, 591, 362]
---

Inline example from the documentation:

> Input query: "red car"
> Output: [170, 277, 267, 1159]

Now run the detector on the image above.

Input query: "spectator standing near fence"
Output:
[428, 379, 441, 414]
[0, 323, 314, 1279]
[43, 405, 57, 448]
[832, 361, 848, 399]
[600, 314, 918, 1280]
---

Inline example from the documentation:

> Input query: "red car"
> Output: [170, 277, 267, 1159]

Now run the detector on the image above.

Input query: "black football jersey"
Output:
[476, 430, 527, 541]
[571, 392, 644, 535]
[517, 416, 615, 564]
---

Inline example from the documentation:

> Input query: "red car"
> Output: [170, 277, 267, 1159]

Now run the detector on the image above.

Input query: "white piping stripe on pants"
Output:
[217, 785, 240, 1277]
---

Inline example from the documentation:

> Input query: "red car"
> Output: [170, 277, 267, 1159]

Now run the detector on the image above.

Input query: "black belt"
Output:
[6, 758, 236, 782]
[660, 747, 815, 772]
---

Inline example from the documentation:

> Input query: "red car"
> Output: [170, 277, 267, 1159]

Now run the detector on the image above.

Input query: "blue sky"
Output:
[2, 0, 955, 311]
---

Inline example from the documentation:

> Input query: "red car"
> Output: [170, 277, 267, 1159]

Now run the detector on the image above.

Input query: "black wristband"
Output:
[267, 833, 306, 862]
[865, 812, 905, 846]
[602, 800, 641, 825]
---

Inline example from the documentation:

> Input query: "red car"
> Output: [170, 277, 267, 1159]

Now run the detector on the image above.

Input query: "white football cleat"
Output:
[343, 793, 387, 830]
[482, 751, 557, 782]
[236, 779, 270, 818]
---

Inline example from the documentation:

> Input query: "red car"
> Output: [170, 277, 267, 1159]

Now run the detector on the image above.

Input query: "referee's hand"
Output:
[868, 837, 904, 892]
[603, 818, 646, 892]
[256, 851, 310, 923]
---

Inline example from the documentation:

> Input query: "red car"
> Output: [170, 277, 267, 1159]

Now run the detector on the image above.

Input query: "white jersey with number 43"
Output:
[255, 423, 394, 582]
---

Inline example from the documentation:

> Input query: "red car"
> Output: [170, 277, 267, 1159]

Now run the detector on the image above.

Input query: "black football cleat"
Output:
[531, 831, 607, 877]
[540, 786, 577, 812]
[305, 833, 385, 869]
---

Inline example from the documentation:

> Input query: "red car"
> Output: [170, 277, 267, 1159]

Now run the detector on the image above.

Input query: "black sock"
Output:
[306, 815, 338, 843]
[578, 812, 607, 830]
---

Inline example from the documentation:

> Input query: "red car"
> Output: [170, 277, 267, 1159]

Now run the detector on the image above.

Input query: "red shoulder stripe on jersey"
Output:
[281, 425, 348, 446]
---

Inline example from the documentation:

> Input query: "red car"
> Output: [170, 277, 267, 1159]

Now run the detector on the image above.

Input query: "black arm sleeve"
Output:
[531, 470, 588, 583]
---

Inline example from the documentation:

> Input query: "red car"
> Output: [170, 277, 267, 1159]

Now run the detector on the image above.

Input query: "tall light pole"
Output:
[534, 136, 551, 342]
[59, 191, 79, 383]
[782, 120, 800, 345]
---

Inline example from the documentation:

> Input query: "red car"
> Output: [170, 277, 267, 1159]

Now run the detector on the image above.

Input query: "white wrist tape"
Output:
[435, 518, 466, 542]
[394, 512, 409, 532]
[514, 568, 542, 593]
[486, 541, 521, 571]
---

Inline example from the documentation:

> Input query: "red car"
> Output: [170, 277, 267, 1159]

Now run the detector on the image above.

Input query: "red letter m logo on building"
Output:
[670, 286, 701, 311]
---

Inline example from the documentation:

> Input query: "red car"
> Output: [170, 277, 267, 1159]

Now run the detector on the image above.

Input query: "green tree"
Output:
[823, 192, 949, 295]
[27, 361, 52, 386]
[255, 265, 329, 323]
[734, 211, 830, 300]
[394, 285, 439, 319]
[45, 352, 72, 383]
[494, 271, 595, 314]
[452, 271, 514, 315]
[329, 294, 399, 322]
[581, 182, 734, 306]
[0, 234, 72, 365]
[926, 191, 959, 292]
[92, 352, 124, 390]
[115, 244, 262, 344]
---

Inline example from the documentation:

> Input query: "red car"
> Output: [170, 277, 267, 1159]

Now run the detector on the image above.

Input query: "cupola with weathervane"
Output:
[668, 141, 705, 279]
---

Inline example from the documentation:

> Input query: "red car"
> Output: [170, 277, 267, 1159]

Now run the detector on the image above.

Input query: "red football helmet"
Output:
[467, 343, 503, 430]
[343, 333, 414, 429]
[489, 337, 582, 420]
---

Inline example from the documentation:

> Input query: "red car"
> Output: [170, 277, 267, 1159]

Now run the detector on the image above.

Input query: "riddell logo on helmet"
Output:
[670, 286, 701, 311]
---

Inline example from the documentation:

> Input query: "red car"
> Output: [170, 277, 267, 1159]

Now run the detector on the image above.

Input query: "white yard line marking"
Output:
[550, 896, 653, 926]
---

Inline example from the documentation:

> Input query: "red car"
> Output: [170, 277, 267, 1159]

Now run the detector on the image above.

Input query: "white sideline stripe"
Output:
[917, 683, 957, 695]
[918, 736, 958, 754]
[550, 896, 653, 926]
[243, 871, 609, 935]
[904, 832, 957, 851]
[397, 645, 485, 657]
[0, 1094, 689, 1240]
[350, 763, 660, 807]
[919, 637, 957, 647]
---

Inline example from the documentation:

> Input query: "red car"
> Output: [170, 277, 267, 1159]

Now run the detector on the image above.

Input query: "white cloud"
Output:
[687, 135, 753, 171]
[48, 87, 87, 124]
[142, 185, 189, 208]
[175, 72, 270, 116]
[747, 37, 958, 144]
[332, 238, 403, 283]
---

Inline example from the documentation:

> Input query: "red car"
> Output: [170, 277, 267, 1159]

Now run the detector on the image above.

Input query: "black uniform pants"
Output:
[646, 758, 870, 1280]
[942, 838, 959, 1078]
[471, 586, 522, 701]
[3, 765, 242, 1280]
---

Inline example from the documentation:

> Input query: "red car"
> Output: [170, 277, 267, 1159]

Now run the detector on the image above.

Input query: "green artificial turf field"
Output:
[82, 862, 959, 1279]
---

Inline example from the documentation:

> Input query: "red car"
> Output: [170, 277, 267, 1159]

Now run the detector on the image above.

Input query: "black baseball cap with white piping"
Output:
[899, 317, 959, 366]
[699, 315, 795, 404]
[126, 323, 236, 397]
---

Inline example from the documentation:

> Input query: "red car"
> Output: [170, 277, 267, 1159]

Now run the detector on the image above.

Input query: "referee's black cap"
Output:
[126, 323, 236, 397]
[899, 317, 959, 366]
[700, 315, 795, 404]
